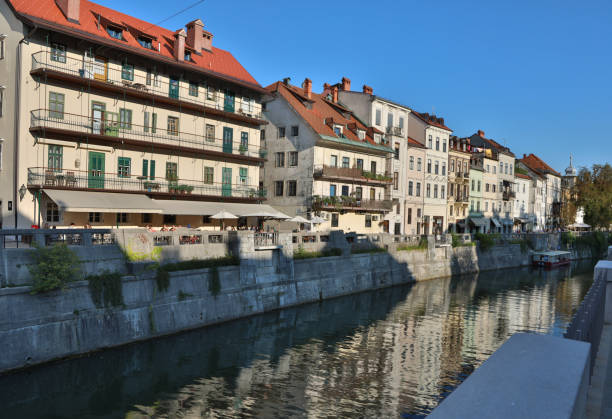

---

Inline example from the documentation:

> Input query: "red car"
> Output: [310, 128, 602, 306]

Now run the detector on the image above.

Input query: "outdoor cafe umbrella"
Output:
[290, 216, 310, 223]
[210, 210, 238, 230]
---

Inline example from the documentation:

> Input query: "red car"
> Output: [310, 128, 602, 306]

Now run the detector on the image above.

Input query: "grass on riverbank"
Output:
[294, 247, 343, 259]
[397, 238, 428, 252]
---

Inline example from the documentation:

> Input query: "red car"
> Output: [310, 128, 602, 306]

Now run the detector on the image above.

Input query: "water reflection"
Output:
[0, 260, 595, 418]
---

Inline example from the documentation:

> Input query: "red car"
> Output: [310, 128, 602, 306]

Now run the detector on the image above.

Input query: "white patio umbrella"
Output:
[310, 216, 326, 224]
[290, 216, 310, 223]
[210, 210, 238, 230]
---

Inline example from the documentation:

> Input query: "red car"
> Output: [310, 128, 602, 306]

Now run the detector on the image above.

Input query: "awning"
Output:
[491, 218, 501, 228]
[153, 200, 290, 218]
[469, 217, 488, 227]
[44, 190, 162, 213]
[569, 222, 591, 229]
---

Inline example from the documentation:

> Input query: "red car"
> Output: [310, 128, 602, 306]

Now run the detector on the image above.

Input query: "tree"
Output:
[574, 163, 612, 229]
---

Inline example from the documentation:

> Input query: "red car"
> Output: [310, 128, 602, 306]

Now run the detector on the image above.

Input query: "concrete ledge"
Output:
[429, 333, 590, 419]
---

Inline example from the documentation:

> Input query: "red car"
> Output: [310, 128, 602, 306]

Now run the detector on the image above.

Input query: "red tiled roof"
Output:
[411, 110, 452, 132]
[407, 136, 426, 148]
[267, 81, 391, 152]
[7, 0, 261, 89]
[515, 173, 532, 180]
[520, 154, 561, 177]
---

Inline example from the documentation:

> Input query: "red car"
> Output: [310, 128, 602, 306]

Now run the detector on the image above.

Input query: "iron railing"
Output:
[28, 167, 266, 199]
[0, 229, 114, 248]
[313, 165, 392, 184]
[564, 267, 607, 378]
[311, 196, 393, 211]
[31, 51, 264, 120]
[254, 232, 277, 247]
[30, 110, 266, 159]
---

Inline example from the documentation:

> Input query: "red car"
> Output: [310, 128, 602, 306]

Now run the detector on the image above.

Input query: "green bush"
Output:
[574, 232, 608, 256]
[451, 234, 461, 248]
[351, 247, 387, 254]
[294, 246, 343, 259]
[87, 271, 123, 308]
[397, 238, 428, 251]
[474, 233, 495, 251]
[29, 244, 80, 294]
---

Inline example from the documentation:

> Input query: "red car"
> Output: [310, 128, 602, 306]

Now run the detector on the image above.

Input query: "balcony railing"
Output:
[385, 126, 404, 136]
[31, 51, 264, 122]
[313, 165, 392, 184]
[454, 195, 469, 203]
[30, 110, 265, 160]
[503, 191, 517, 200]
[27, 167, 266, 200]
[311, 195, 393, 212]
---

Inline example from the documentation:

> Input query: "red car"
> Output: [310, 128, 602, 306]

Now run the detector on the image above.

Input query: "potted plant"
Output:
[259, 149, 268, 158]
[185, 185, 194, 194]
[239, 144, 247, 155]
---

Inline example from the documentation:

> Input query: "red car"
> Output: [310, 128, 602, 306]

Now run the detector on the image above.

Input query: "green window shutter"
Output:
[142, 159, 148, 177]
[151, 113, 157, 133]
[122, 63, 134, 81]
[150, 160, 155, 180]
[239, 167, 247, 182]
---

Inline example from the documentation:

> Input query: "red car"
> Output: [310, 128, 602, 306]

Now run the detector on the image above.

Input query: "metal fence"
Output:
[564, 267, 607, 378]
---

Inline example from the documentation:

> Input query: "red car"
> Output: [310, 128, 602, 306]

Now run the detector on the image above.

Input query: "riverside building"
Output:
[2, 0, 271, 228]
[261, 78, 393, 233]
[447, 136, 470, 233]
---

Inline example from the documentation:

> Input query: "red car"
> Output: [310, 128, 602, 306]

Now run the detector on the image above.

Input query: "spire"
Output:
[565, 154, 577, 177]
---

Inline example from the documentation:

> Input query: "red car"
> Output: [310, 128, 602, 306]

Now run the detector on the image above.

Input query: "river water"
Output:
[0, 260, 596, 418]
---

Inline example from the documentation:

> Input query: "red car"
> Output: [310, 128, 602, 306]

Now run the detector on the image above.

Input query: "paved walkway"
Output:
[587, 325, 612, 419]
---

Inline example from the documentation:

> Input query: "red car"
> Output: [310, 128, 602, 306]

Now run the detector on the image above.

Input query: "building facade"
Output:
[517, 154, 562, 230]
[447, 136, 470, 232]
[468, 158, 485, 233]
[262, 78, 393, 233]
[514, 173, 533, 231]
[3, 0, 272, 229]
[404, 138, 426, 235]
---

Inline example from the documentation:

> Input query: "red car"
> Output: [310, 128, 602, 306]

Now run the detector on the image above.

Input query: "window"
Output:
[49, 92, 65, 119]
[492, 184, 496, 193]
[485, 201, 489, 211]
[417, 158, 422, 171]
[205, 124, 215, 142]
[355, 187, 363, 200]
[471, 200, 474, 211]
[287, 180, 297, 196]
[408, 181, 413, 196]
[416, 182, 421, 197]
[144, 112, 150, 133]
[184, 51, 192, 62]
[275, 152, 285, 167]
[138, 37, 152, 49]
[428, 135, 432, 149]
[333, 126, 342, 136]
[434, 184, 438, 198]
[0, 89, 3, 117]
[331, 155, 338, 167]
[239, 167, 248, 185]
[393, 172, 399, 190]
[442, 139, 447, 152]
[106, 25, 123, 39]
[477, 201, 480, 211]
[500, 162, 503, 173]
[260, 129, 265, 141]
[189, 82, 198, 97]
[441, 185, 445, 199]
[116, 213, 128, 224]
[204, 167, 214, 184]
[342, 157, 350, 168]
[151, 113, 157, 133]
[291, 125, 299, 136]
[427, 159, 432, 174]
[417, 208, 421, 218]
[165, 162, 178, 180]
[450, 160, 455, 172]
[332, 213, 339, 227]
[356, 159, 363, 169]
[486, 183, 490, 192]
[436, 137, 440, 151]
[472, 179, 475, 191]
[365, 214, 372, 228]
[493, 166, 496, 174]
[119, 108, 132, 130]
[241, 97, 254, 114]
[477, 180, 481, 192]
[50, 43, 66, 63]
[169, 78, 179, 99]
[0, 36, 4, 60]
[207, 85, 217, 101]
[240, 132, 248, 152]
[167, 116, 179, 135]
[399, 116, 404, 130]
[486, 164, 490, 172]
[407, 208, 412, 224]
[341, 185, 349, 196]
[505, 163, 509, 174]
[118, 157, 131, 178]
[121, 63, 134, 81]
[278, 127, 286, 138]
[510, 165, 513, 175]
[394, 143, 400, 160]
[523, 184, 526, 193]
[371, 161, 376, 174]
[426, 183, 431, 198]
[409, 156, 414, 170]
[375, 108, 382, 125]
[142, 159, 155, 180]
[442, 162, 446, 176]
[387, 113, 393, 128]
[330, 184, 336, 196]
[48, 145, 63, 172]
[142, 213, 152, 224]
[464, 161, 468, 173]
[163, 214, 176, 224]
[289, 151, 298, 167]
[434, 161, 439, 175]
[89, 212, 101, 223]
[450, 183, 454, 197]
[357, 130, 365, 140]
[46, 202, 59, 222]
[275, 181, 284, 196]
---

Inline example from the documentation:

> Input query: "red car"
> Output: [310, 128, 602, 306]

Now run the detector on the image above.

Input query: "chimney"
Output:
[323, 82, 331, 91]
[202, 29, 213, 51]
[302, 78, 312, 99]
[55, 0, 80, 24]
[362, 85, 373, 95]
[478, 130, 485, 138]
[439, 117, 444, 126]
[341, 77, 351, 91]
[186, 19, 204, 52]
[331, 85, 338, 103]
[282, 77, 291, 86]
[174, 29, 186, 61]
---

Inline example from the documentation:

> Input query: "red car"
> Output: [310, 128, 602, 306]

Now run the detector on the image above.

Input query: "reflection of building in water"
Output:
[124, 267, 592, 418]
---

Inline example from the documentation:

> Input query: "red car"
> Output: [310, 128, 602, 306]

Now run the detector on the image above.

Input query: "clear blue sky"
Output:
[97, 0, 612, 172]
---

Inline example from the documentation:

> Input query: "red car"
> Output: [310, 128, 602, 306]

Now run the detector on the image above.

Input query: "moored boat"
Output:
[532, 251, 571, 268]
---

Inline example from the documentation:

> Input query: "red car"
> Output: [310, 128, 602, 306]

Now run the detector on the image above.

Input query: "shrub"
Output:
[451, 234, 461, 248]
[574, 232, 608, 256]
[29, 244, 80, 294]
[87, 271, 123, 308]
[294, 246, 343, 259]
[474, 233, 495, 251]
[397, 238, 428, 251]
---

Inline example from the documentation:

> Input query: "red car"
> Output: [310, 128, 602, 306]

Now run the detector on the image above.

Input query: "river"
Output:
[0, 260, 596, 418]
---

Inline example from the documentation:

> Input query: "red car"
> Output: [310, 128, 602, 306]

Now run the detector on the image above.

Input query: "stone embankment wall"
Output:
[0, 231, 596, 373]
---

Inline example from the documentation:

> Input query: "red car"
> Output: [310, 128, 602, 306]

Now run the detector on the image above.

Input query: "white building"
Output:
[518, 154, 562, 230]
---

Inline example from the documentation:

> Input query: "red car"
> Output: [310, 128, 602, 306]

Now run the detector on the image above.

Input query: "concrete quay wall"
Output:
[0, 237, 594, 374]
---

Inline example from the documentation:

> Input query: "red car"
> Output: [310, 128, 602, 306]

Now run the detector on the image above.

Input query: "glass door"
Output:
[104, 112, 119, 136]
[222, 168, 232, 197]
[224, 90, 235, 112]
[223, 127, 233, 153]
[91, 102, 105, 134]
[169, 78, 179, 99]
[88, 151, 105, 189]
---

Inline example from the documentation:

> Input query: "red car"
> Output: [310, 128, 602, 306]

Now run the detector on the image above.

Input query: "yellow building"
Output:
[3, 0, 270, 228]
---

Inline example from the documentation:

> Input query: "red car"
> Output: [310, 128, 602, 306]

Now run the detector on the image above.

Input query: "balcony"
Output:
[313, 165, 392, 186]
[385, 126, 404, 137]
[30, 110, 265, 165]
[30, 51, 266, 127]
[27, 167, 266, 203]
[503, 190, 517, 201]
[311, 195, 393, 212]
[454, 195, 469, 203]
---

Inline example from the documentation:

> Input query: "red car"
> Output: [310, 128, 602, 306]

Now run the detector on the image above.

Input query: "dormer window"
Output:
[137, 36, 152, 49]
[333, 125, 343, 137]
[106, 25, 123, 40]
[184, 51, 192, 61]
[357, 130, 365, 140]
[374, 133, 382, 144]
